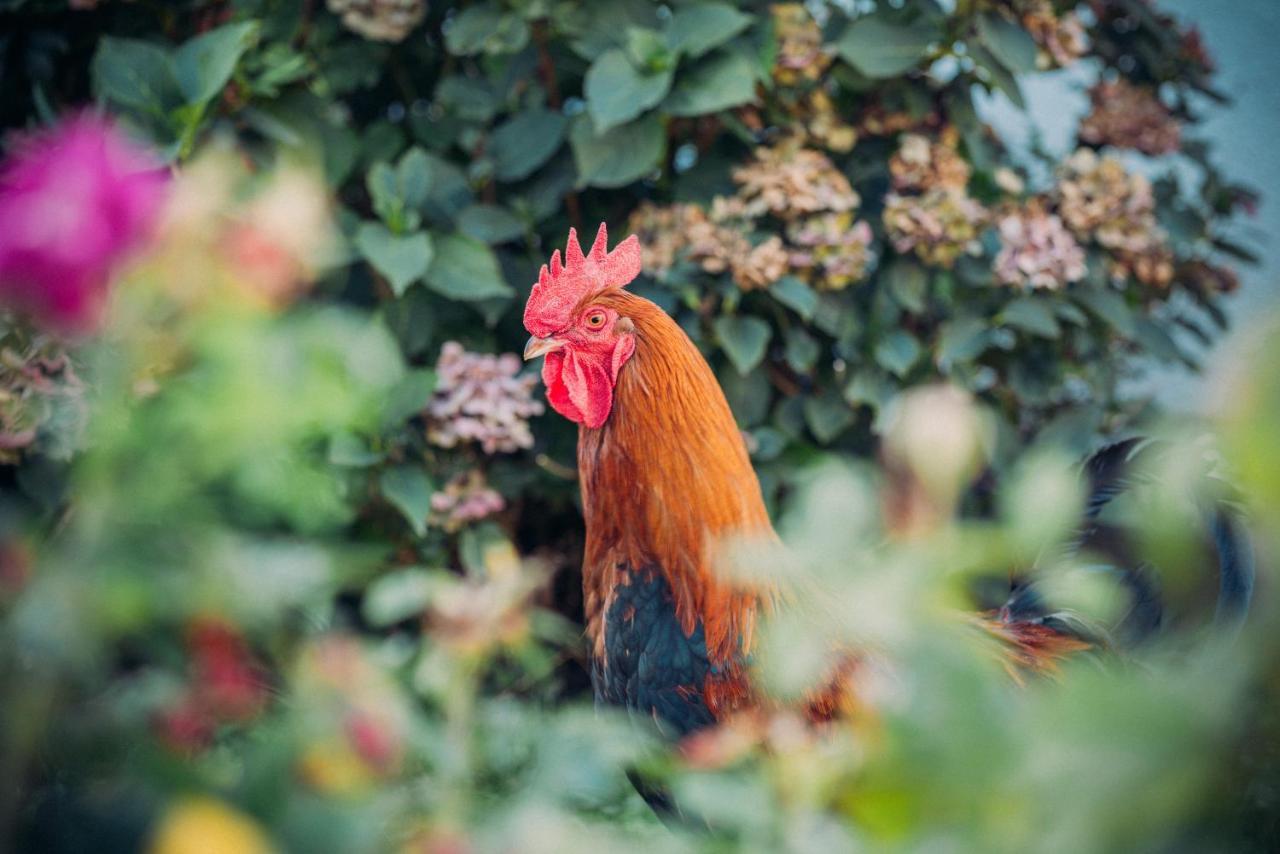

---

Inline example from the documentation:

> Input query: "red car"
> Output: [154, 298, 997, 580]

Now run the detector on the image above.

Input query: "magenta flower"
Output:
[0, 113, 168, 334]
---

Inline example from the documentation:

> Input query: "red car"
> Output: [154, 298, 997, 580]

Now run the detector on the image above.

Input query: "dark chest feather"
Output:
[591, 565, 723, 737]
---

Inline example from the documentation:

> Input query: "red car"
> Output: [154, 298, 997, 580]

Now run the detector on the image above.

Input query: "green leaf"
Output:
[844, 369, 896, 413]
[445, 4, 529, 56]
[1133, 316, 1189, 365]
[999, 297, 1061, 338]
[884, 258, 928, 313]
[425, 234, 515, 301]
[570, 114, 665, 188]
[835, 15, 940, 78]
[458, 204, 524, 244]
[721, 366, 772, 427]
[355, 223, 433, 296]
[363, 568, 437, 626]
[1054, 301, 1089, 326]
[1075, 288, 1135, 337]
[585, 48, 673, 132]
[382, 368, 437, 428]
[380, 466, 435, 537]
[784, 327, 820, 372]
[714, 315, 772, 375]
[665, 50, 759, 116]
[969, 42, 1024, 108]
[173, 21, 259, 105]
[976, 13, 1038, 74]
[396, 147, 433, 210]
[91, 36, 181, 115]
[874, 330, 921, 377]
[435, 76, 498, 123]
[625, 27, 675, 71]
[327, 432, 384, 467]
[490, 108, 568, 181]
[770, 276, 818, 320]
[935, 316, 992, 368]
[803, 393, 855, 444]
[665, 2, 752, 59]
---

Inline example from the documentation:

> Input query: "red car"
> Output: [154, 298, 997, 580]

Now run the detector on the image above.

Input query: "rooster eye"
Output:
[585, 311, 606, 328]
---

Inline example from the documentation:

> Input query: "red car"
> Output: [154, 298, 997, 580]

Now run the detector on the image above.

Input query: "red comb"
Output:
[523, 223, 642, 338]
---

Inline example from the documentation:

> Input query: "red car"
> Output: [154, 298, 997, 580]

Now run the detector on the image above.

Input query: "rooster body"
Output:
[523, 224, 1252, 738]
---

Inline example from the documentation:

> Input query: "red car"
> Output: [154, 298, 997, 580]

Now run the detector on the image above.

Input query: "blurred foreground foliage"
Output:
[0, 0, 1275, 852]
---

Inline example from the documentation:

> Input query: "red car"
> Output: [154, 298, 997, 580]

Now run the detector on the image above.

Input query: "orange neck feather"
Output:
[575, 291, 774, 668]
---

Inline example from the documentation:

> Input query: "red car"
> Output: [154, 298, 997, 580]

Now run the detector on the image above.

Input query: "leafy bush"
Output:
[0, 1, 1274, 851]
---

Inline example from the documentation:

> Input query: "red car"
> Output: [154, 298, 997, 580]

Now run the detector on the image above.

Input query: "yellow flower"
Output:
[298, 739, 377, 796]
[148, 797, 274, 854]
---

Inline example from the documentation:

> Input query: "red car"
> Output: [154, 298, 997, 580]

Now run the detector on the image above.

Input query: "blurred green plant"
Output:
[0, 0, 1274, 851]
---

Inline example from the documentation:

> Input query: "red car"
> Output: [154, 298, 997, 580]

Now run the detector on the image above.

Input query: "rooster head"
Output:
[522, 223, 642, 428]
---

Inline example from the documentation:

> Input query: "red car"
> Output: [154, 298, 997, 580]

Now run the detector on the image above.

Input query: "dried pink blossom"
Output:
[733, 144, 860, 220]
[327, 0, 426, 42]
[426, 342, 543, 454]
[0, 114, 167, 334]
[993, 203, 1087, 290]
[787, 212, 874, 290]
[883, 190, 988, 268]
[430, 470, 505, 532]
[1056, 148, 1173, 286]
[889, 133, 971, 194]
[1078, 80, 1181, 156]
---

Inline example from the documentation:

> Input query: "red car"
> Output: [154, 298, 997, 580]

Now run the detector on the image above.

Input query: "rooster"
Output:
[522, 223, 1253, 738]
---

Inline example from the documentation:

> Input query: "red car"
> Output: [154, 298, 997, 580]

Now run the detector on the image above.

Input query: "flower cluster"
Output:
[733, 143, 861, 220]
[884, 190, 988, 268]
[1079, 79, 1182, 156]
[789, 89, 858, 153]
[993, 202, 1088, 290]
[882, 133, 986, 268]
[628, 202, 708, 275]
[426, 342, 544, 454]
[0, 332, 86, 464]
[629, 142, 872, 292]
[1016, 0, 1088, 68]
[1056, 148, 1174, 286]
[326, 0, 426, 42]
[0, 114, 167, 334]
[771, 3, 830, 85]
[889, 133, 971, 194]
[430, 470, 506, 532]
[787, 213, 875, 291]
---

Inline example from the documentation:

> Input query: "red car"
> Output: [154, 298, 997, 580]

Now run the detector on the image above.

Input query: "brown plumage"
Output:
[577, 290, 773, 719]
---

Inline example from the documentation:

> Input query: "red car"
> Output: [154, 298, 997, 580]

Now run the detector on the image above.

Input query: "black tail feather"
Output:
[1003, 437, 1254, 647]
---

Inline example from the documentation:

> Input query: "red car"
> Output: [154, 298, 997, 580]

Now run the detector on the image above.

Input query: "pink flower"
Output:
[0, 113, 168, 334]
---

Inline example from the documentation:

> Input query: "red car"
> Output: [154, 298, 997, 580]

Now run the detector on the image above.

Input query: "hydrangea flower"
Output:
[0, 114, 168, 334]
[787, 213, 875, 291]
[629, 140, 872, 292]
[883, 190, 988, 269]
[1079, 80, 1181, 156]
[426, 342, 544, 454]
[0, 332, 87, 464]
[1056, 148, 1173, 286]
[1017, 0, 1088, 68]
[889, 133, 971, 194]
[326, 0, 426, 42]
[993, 203, 1087, 290]
[771, 3, 830, 85]
[430, 470, 505, 532]
[733, 144, 860, 220]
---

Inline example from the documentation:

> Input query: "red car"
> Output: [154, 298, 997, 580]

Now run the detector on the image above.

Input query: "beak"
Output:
[523, 335, 564, 361]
